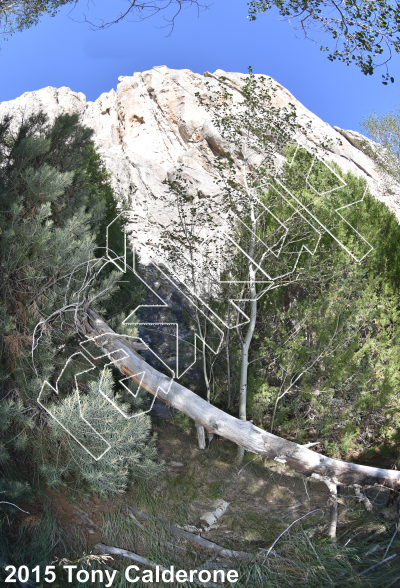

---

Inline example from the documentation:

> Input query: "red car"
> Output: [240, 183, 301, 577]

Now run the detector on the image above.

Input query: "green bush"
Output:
[0, 110, 157, 510]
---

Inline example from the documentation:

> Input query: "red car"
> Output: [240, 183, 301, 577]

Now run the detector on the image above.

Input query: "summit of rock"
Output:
[1, 66, 398, 262]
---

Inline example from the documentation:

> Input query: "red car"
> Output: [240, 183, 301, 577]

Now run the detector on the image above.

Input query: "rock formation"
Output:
[1, 66, 399, 265]
[5, 70, 400, 507]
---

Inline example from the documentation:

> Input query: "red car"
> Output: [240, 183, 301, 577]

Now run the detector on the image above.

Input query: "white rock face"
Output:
[1, 66, 398, 263]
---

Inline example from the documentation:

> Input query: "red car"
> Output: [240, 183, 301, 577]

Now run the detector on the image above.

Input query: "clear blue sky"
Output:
[1, 0, 399, 132]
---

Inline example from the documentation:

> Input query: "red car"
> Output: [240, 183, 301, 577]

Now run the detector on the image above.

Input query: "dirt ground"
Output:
[14, 414, 400, 587]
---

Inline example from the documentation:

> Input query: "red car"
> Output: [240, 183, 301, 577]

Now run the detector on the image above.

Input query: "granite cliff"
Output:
[1, 66, 398, 264]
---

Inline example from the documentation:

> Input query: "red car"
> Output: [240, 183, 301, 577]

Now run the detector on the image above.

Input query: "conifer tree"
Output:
[244, 147, 400, 458]
[0, 111, 158, 511]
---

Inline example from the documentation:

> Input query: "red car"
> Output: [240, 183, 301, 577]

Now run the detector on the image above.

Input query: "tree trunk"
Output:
[237, 189, 257, 465]
[325, 480, 338, 539]
[76, 308, 400, 492]
[195, 423, 206, 449]
[237, 276, 257, 465]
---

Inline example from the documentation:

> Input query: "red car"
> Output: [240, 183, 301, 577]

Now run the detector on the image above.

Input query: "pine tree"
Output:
[42, 368, 159, 496]
[0, 111, 158, 509]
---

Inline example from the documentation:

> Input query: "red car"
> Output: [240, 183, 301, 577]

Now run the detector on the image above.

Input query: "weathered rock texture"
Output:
[1, 65, 399, 263]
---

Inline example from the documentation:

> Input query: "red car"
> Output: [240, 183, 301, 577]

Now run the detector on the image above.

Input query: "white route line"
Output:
[36, 130, 374, 461]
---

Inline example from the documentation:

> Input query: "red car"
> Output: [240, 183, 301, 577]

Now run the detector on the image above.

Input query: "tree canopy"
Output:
[361, 103, 400, 181]
[2, 1, 400, 83]
[0, 0, 203, 39]
[0, 0, 72, 38]
[248, 0, 400, 84]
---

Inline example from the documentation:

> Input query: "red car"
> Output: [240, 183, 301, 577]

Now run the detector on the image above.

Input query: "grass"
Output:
[97, 507, 400, 588]
[94, 418, 400, 587]
[3, 417, 400, 587]
[0, 502, 92, 587]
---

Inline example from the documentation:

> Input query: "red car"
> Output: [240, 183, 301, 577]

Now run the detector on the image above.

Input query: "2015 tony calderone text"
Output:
[5, 564, 239, 585]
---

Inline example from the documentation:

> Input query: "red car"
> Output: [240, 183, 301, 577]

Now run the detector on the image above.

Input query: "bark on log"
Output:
[94, 543, 222, 588]
[95, 543, 162, 569]
[127, 507, 253, 562]
[78, 309, 400, 491]
[196, 423, 206, 449]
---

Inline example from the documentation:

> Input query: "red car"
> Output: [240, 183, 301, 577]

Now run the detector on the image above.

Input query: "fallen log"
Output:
[78, 308, 400, 491]
[94, 543, 162, 570]
[127, 507, 253, 562]
[94, 543, 222, 588]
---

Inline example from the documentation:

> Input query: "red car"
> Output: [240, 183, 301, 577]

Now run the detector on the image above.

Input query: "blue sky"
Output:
[1, 0, 399, 132]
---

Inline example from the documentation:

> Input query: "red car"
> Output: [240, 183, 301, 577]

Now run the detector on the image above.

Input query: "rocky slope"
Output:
[1, 66, 399, 264]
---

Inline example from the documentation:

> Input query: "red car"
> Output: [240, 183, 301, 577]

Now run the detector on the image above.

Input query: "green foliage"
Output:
[0, 0, 202, 41]
[163, 69, 300, 409]
[163, 70, 400, 464]
[360, 103, 400, 184]
[43, 368, 161, 496]
[94, 165, 145, 324]
[172, 410, 193, 433]
[248, 0, 400, 84]
[0, 506, 67, 585]
[0, 110, 155, 509]
[0, 1, 74, 39]
[245, 147, 400, 459]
